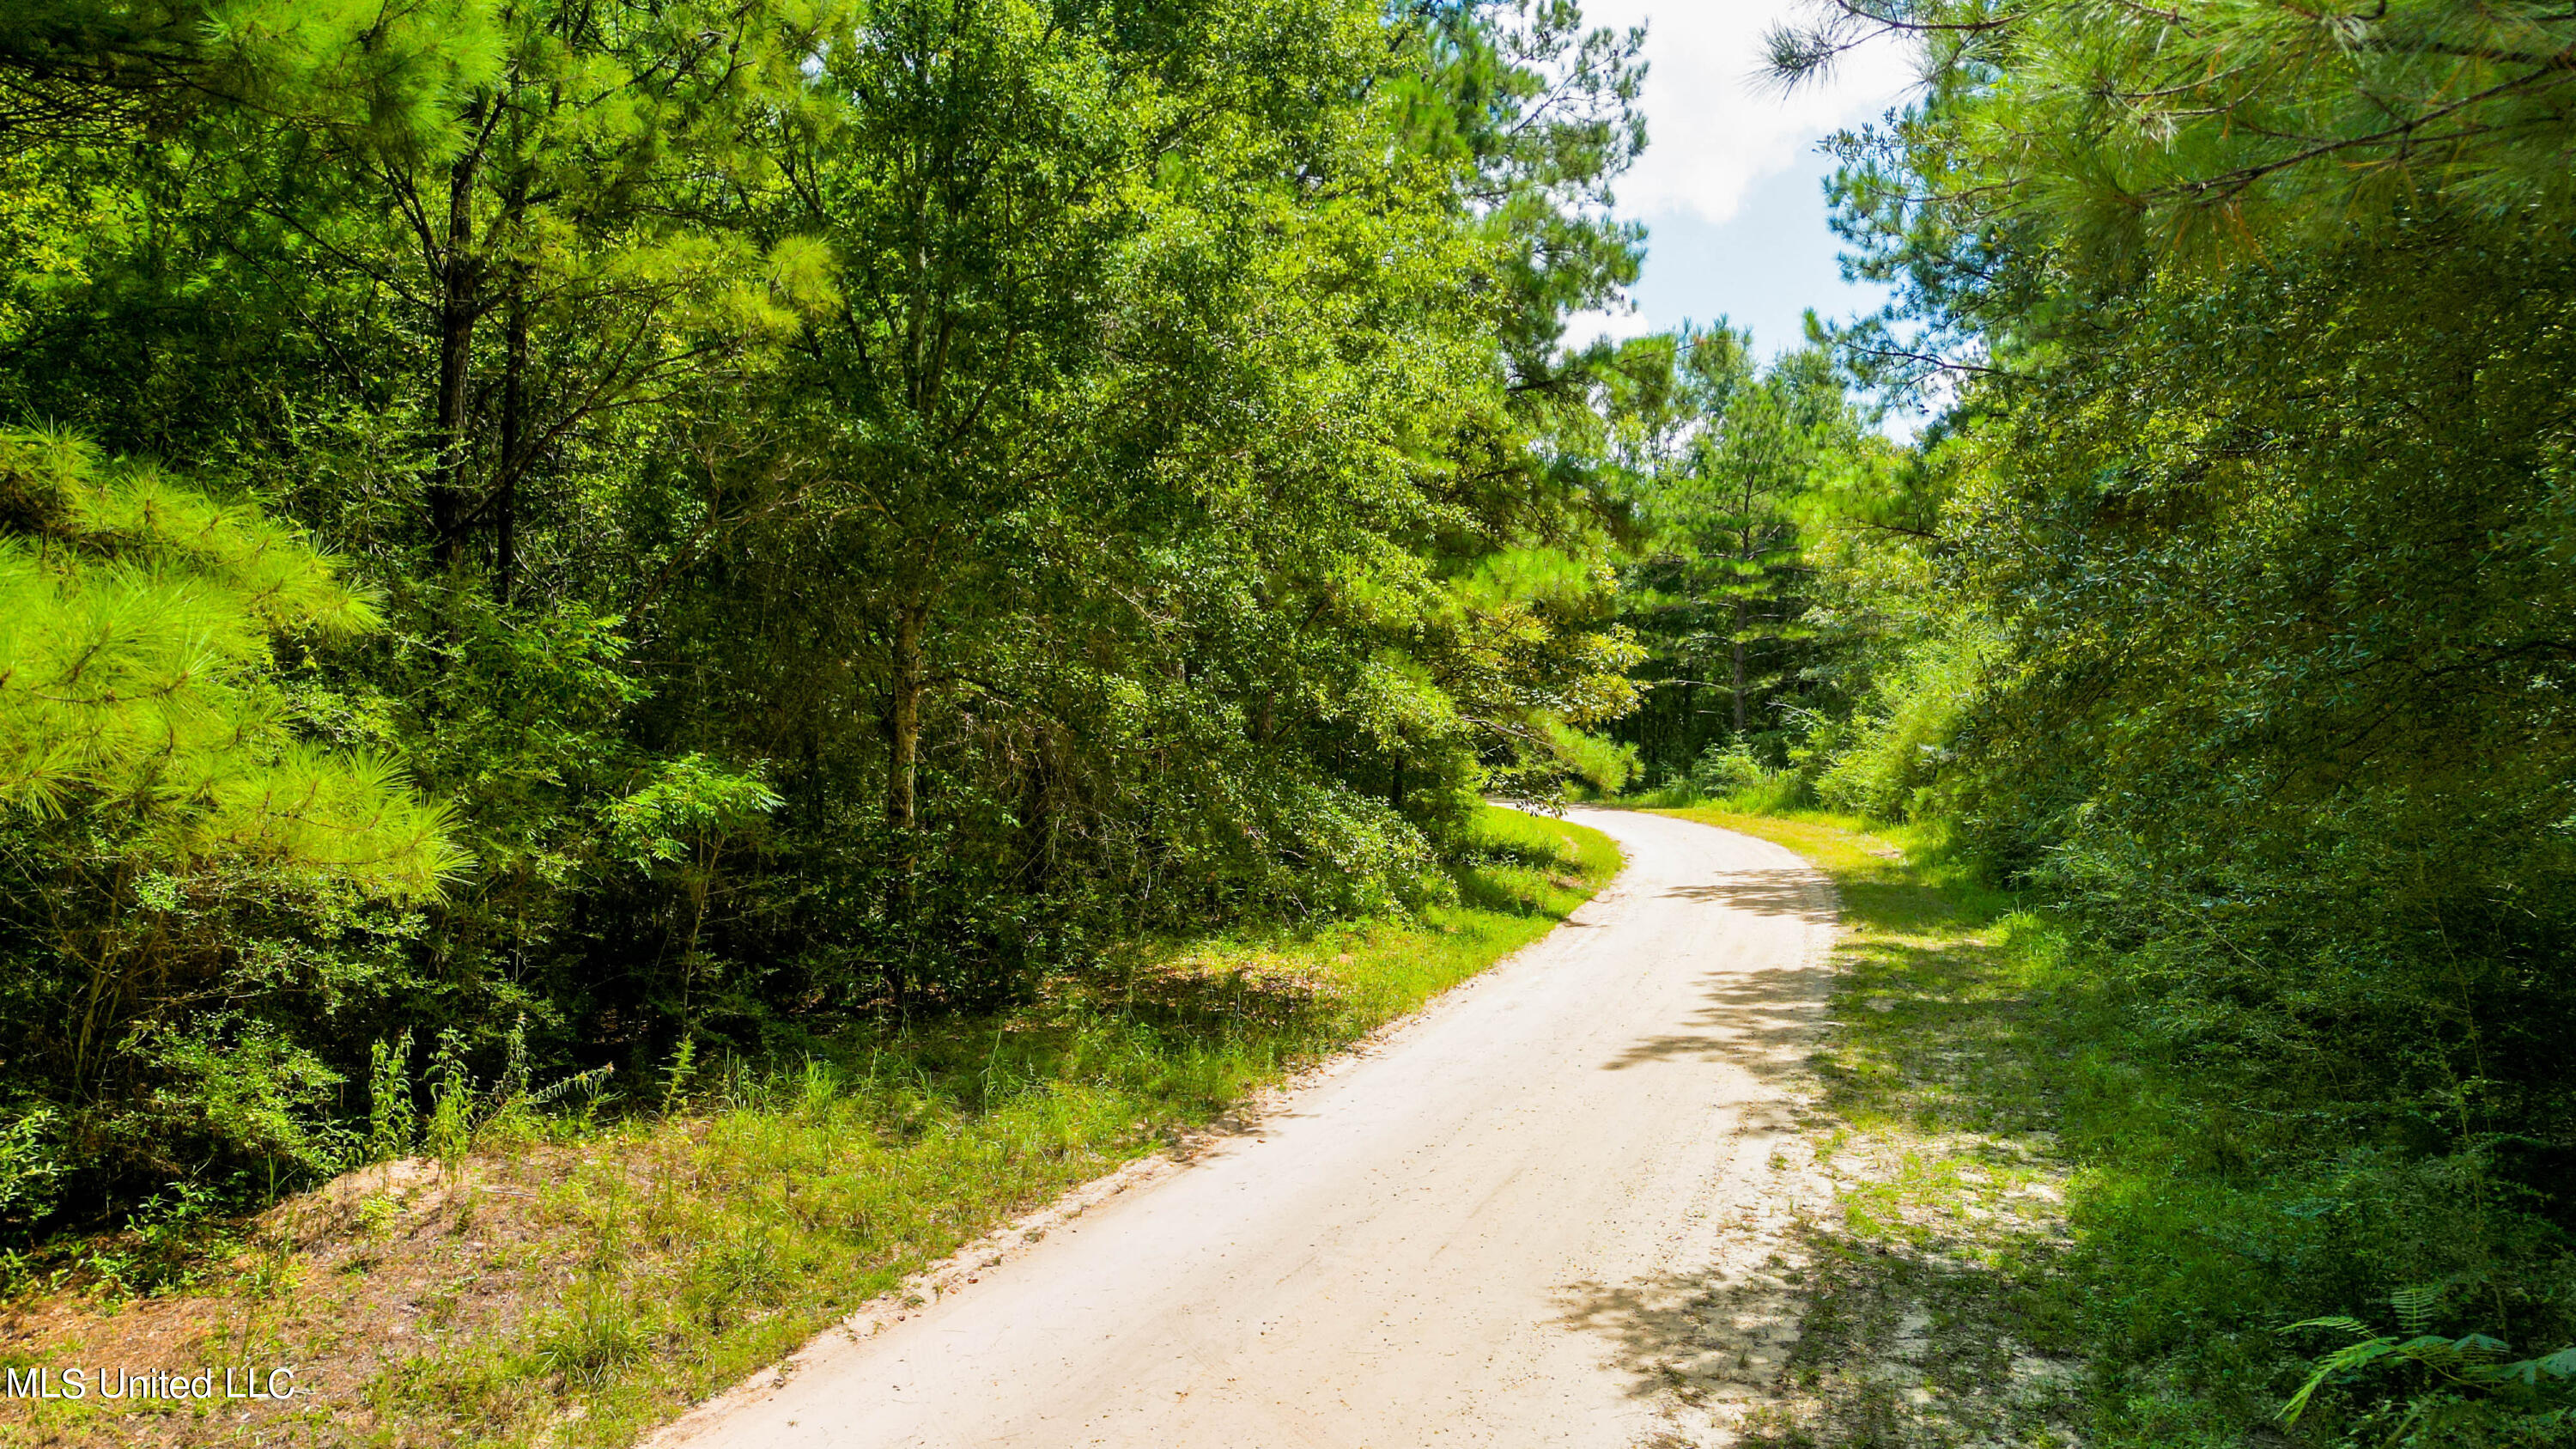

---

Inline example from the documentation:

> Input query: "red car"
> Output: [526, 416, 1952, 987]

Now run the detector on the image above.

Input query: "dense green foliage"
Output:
[0, 0, 1654, 1231]
[1598, 326, 1898, 785]
[1612, 0, 2576, 1441]
[0, 429, 459, 1221]
[12, 0, 2570, 1440]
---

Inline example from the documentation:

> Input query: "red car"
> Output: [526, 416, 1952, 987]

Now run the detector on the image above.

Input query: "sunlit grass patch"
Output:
[1648, 805, 2087, 1449]
[0, 805, 1619, 1449]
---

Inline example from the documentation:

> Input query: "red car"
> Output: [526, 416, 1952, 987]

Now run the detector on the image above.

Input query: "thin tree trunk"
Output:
[1388, 751, 1405, 814]
[880, 600, 927, 1018]
[1020, 727, 1055, 889]
[69, 861, 137, 1100]
[886, 600, 926, 831]
[1732, 600, 1748, 735]
[430, 152, 480, 570]
[1680, 677, 1695, 769]
[494, 290, 526, 603]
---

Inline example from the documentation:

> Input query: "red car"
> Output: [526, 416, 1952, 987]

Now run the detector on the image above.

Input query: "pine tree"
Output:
[0, 427, 460, 888]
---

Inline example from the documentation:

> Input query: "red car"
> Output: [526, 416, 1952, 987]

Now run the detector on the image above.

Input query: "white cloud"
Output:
[1584, 0, 1915, 226]
[1561, 300, 1665, 353]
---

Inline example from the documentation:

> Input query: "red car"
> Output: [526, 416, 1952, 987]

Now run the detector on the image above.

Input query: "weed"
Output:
[368, 1031, 418, 1164]
[0, 807, 1619, 1449]
[355, 1193, 399, 1239]
[233, 1237, 301, 1300]
[538, 1285, 654, 1390]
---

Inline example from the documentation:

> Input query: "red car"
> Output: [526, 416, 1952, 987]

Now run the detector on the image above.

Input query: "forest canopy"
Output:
[0, 0, 1657, 1225]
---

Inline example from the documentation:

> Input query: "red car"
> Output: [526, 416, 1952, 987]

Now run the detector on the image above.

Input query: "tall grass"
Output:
[1625, 773, 1814, 815]
[350, 804, 1621, 1447]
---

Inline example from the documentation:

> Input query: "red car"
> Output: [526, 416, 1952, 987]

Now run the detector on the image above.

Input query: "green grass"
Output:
[1623, 773, 1814, 817]
[0, 804, 1617, 1449]
[1651, 804, 2576, 1448]
[1649, 805, 2089, 1447]
[413, 805, 1619, 1448]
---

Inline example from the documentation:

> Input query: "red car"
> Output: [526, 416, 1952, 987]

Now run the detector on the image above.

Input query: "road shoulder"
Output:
[1643, 807, 2087, 1449]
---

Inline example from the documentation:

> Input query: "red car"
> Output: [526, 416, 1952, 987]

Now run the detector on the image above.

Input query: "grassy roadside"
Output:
[1654, 804, 2576, 1448]
[1649, 806, 2091, 1448]
[0, 805, 1619, 1449]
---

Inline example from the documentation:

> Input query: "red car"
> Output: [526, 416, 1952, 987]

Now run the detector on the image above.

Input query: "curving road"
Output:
[653, 808, 1839, 1449]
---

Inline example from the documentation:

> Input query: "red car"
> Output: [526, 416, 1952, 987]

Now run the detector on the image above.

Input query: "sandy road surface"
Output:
[655, 808, 1839, 1449]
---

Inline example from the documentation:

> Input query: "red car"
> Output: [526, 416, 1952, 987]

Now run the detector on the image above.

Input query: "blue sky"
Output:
[1564, 0, 1916, 360]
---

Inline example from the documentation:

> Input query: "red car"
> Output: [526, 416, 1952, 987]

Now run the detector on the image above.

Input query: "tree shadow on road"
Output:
[1559, 809, 2091, 1447]
[1599, 965, 1835, 1078]
[1657, 868, 1833, 918]
[1601, 861, 1838, 1077]
[1552, 1258, 1812, 1440]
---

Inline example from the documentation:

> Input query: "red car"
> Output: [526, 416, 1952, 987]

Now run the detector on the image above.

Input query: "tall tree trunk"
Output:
[494, 289, 526, 603]
[430, 152, 480, 570]
[1388, 750, 1405, 814]
[1680, 677, 1695, 770]
[1732, 596, 1748, 735]
[884, 597, 928, 1016]
[886, 600, 927, 831]
[1020, 727, 1055, 889]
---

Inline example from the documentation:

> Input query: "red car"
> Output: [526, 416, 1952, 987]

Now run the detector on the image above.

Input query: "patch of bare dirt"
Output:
[0, 1152, 592, 1447]
[1735, 1129, 2087, 1448]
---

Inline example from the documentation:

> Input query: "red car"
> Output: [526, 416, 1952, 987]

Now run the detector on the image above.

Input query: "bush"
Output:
[1689, 740, 1766, 796]
[1813, 633, 1984, 823]
[0, 430, 459, 1229]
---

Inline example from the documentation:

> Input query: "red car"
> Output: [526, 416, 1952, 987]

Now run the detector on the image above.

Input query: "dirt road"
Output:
[655, 808, 1839, 1448]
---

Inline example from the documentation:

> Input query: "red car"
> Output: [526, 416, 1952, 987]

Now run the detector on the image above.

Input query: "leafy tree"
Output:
[1773, 0, 2576, 260]
[0, 429, 457, 880]
[1392, 0, 1647, 385]
[0, 428, 457, 1212]
[1610, 328, 1886, 781]
[1760, 0, 2576, 1436]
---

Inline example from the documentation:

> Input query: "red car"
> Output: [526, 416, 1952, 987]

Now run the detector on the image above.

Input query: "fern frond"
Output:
[2281, 1331, 2403, 1425]
[2479, 1345, 2576, 1386]
[2392, 1282, 2441, 1336]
